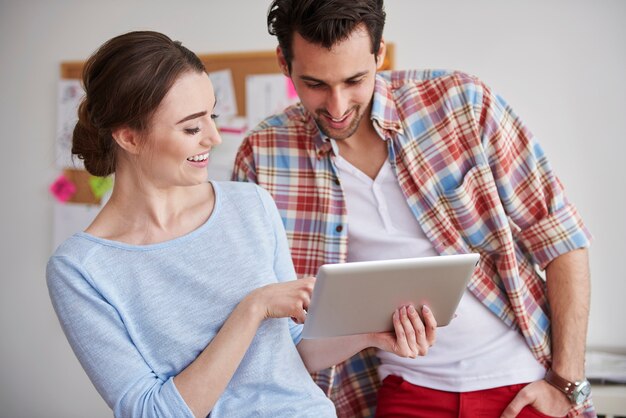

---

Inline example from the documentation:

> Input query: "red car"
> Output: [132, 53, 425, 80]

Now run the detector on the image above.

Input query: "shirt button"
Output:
[335, 225, 343, 233]
[334, 178, 340, 185]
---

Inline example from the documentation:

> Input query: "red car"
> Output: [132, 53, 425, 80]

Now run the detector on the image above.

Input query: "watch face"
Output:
[572, 381, 592, 404]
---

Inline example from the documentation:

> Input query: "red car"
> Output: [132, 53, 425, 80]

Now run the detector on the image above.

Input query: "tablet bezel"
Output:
[301, 253, 480, 339]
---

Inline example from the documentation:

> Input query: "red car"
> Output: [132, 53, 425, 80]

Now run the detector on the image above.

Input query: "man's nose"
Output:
[326, 87, 349, 119]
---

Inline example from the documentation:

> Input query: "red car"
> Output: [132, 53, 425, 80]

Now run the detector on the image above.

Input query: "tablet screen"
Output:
[302, 253, 479, 338]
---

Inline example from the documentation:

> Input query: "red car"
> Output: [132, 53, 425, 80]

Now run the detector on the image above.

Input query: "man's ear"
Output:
[276, 46, 290, 77]
[111, 126, 141, 155]
[375, 39, 387, 70]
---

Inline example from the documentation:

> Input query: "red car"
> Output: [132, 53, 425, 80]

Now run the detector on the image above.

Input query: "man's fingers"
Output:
[404, 305, 427, 355]
[400, 306, 418, 357]
[392, 309, 411, 356]
[500, 389, 531, 418]
[420, 305, 437, 347]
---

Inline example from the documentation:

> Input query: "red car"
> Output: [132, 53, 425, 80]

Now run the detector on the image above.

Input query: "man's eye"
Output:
[185, 127, 201, 135]
[347, 78, 363, 86]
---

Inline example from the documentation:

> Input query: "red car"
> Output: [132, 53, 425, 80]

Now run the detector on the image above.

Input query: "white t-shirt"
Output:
[333, 149, 545, 391]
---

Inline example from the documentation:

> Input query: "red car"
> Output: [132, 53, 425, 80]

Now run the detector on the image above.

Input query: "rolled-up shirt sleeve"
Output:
[478, 87, 592, 270]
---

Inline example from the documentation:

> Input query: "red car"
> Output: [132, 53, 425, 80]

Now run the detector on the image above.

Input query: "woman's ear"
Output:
[111, 126, 141, 155]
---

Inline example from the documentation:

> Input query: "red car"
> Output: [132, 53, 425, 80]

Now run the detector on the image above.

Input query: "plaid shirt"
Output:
[233, 70, 593, 417]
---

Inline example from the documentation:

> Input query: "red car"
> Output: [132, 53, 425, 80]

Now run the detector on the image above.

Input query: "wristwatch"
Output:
[544, 368, 592, 405]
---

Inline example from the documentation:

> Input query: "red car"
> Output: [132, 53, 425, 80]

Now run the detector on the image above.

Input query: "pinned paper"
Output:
[217, 115, 248, 134]
[207, 130, 247, 182]
[88, 176, 113, 199]
[56, 79, 85, 169]
[286, 77, 298, 99]
[209, 70, 238, 117]
[52, 201, 101, 249]
[58, 169, 102, 205]
[246, 73, 301, 129]
[49, 175, 77, 202]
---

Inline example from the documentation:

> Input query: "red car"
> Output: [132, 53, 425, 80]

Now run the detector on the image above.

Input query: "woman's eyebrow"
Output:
[176, 111, 207, 125]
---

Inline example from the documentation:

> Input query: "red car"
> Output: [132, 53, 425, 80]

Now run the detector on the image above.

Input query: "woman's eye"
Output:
[211, 114, 220, 120]
[185, 127, 201, 135]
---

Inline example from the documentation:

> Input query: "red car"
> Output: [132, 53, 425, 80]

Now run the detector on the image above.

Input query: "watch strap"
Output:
[544, 368, 579, 398]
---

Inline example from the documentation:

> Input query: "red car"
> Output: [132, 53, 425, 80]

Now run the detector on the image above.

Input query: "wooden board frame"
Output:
[60, 43, 394, 117]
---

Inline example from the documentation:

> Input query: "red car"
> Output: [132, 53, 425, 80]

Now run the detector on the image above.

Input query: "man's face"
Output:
[282, 26, 384, 141]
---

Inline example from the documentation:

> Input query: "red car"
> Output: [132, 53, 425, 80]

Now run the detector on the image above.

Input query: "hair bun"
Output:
[71, 99, 115, 177]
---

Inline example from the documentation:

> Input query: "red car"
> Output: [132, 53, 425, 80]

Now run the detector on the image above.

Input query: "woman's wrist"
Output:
[358, 332, 380, 350]
[238, 290, 267, 324]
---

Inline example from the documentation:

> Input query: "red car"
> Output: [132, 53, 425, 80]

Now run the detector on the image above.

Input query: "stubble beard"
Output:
[314, 105, 363, 141]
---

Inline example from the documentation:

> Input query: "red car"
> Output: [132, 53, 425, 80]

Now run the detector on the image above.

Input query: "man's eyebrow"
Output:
[299, 71, 369, 84]
[175, 97, 218, 125]
[299, 75, 325, 84]
[346, 71, 369, 81]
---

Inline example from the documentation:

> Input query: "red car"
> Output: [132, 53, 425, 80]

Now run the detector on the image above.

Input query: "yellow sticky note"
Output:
[88, 176, 113, 199]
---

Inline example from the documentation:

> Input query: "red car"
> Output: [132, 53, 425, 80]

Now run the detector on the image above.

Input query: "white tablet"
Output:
[301, 253, 479, 339]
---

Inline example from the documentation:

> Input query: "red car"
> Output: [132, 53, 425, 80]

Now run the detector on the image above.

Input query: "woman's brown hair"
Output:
[72, 31, 205, 176]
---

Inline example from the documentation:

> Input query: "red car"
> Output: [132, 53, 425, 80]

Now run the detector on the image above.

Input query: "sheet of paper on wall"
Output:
[56, 79, 84, 169]
[52, 200, 103, 250]
[246, 73, 299, 130]
[209, 69, 238, 117]
[207, 130, 247, 181]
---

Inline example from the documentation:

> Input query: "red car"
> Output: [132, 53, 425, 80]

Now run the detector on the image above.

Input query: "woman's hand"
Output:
[369, 305, 437, 358]
[175, 277, 316, 417]
[245, 277, 316, 323]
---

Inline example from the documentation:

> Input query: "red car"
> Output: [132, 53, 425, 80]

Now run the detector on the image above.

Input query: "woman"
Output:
[47, 31, 435, 418]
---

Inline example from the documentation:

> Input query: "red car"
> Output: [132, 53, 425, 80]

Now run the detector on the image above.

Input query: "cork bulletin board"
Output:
[52, 44, 395, 246]
[60, 43, 395, 117]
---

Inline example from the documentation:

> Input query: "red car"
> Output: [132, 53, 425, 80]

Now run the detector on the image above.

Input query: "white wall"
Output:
[0, 1, 623, 417]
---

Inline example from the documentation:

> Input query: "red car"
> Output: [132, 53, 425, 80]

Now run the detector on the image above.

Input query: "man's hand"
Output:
[500, 379, 570, 418]
[370, 305, 437, 358]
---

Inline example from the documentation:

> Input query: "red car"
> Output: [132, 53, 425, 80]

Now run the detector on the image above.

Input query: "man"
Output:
[233, 0, 594, 417]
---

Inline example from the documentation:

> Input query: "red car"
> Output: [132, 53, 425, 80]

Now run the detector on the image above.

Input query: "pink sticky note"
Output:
[49, 174, 77, 202]
[285, 77, 298, 99]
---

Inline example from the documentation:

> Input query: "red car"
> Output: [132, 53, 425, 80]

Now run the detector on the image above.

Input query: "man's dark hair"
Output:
[267, 0, 386, 71]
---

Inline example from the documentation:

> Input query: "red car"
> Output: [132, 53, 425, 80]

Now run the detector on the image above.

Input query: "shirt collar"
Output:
[371, 72, 404, 136]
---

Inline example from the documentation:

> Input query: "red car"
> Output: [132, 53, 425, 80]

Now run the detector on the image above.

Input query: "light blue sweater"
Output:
[47, 182, 336, 418]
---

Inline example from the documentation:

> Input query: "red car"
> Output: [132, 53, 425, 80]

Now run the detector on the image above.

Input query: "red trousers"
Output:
[375, 375, 564, 418]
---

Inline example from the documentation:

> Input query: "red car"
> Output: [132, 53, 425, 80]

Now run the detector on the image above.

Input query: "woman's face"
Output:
[139, 71, 222, 188]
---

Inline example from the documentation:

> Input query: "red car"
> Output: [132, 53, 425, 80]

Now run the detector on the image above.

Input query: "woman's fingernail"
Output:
[408, 305, 416, 314]
[422, 305, 430, 313]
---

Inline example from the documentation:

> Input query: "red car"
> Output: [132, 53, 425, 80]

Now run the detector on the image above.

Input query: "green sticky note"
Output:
[88, 176, 113, 199]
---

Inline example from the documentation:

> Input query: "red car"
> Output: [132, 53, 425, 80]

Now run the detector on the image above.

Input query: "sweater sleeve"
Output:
[254, 185, 304, 345]
[46, 255, 194, 418]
